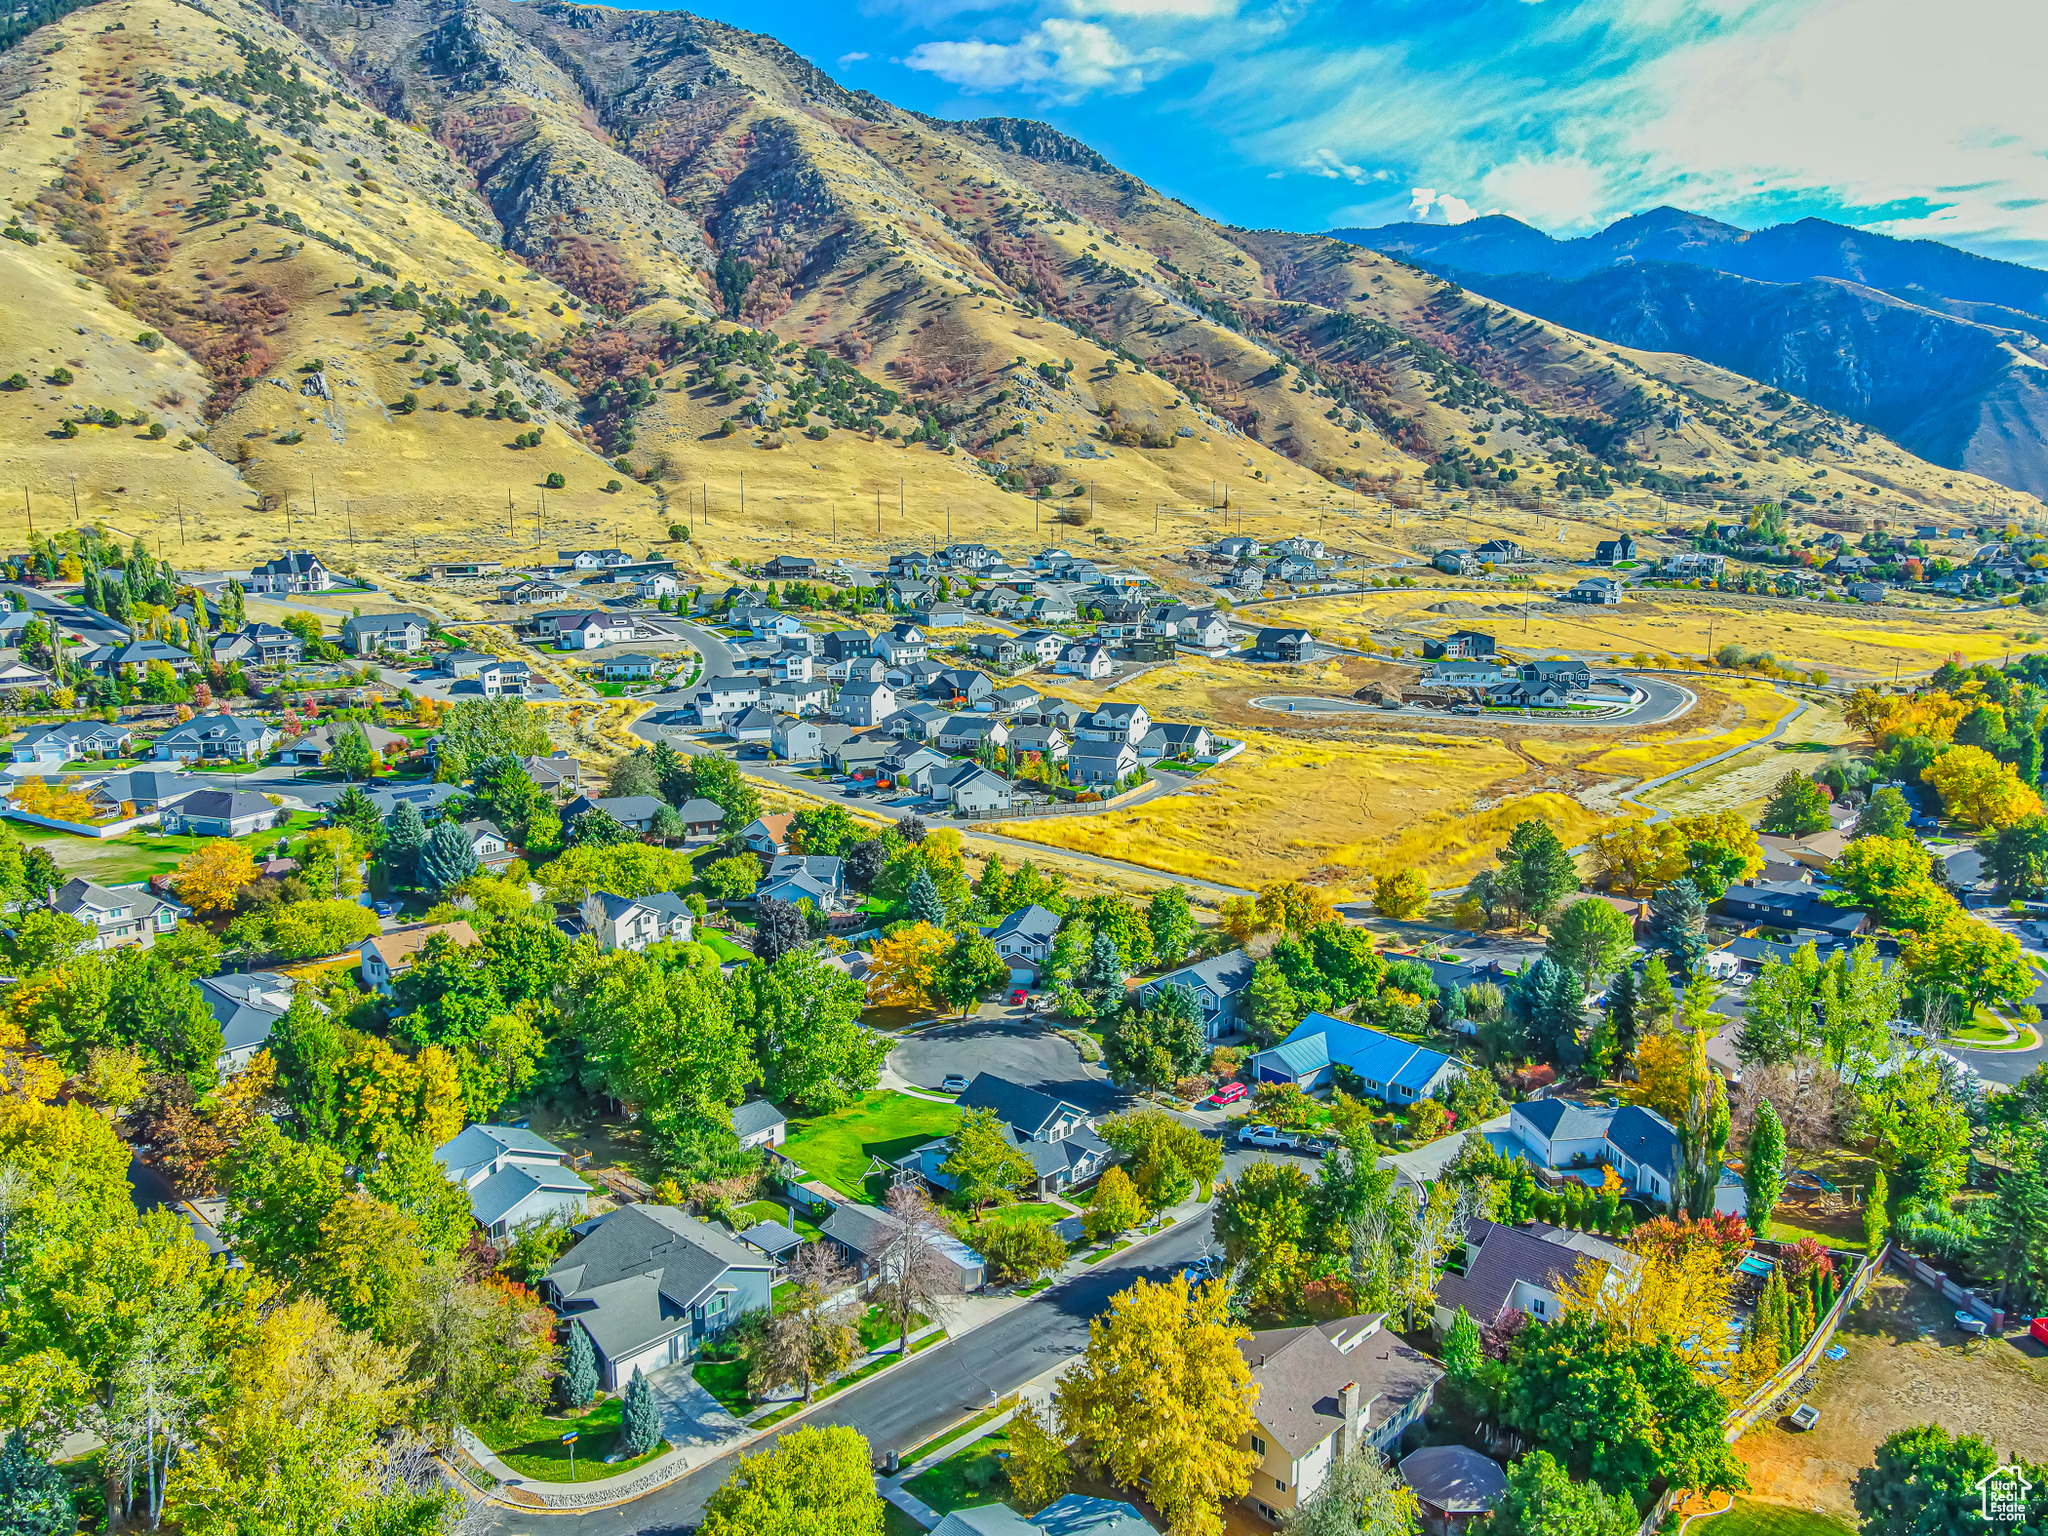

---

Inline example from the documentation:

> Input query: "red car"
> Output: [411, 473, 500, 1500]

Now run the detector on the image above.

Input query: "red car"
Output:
[1010, 988, 1029, 1005]
[1208, 1082, 1248, 1106]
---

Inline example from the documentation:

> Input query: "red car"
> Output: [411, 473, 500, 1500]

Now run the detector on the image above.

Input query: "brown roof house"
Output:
[359, 920, 478, 997]
[1235, 1313, 1442, 1528]
[1430, 1218, 1641, 1334]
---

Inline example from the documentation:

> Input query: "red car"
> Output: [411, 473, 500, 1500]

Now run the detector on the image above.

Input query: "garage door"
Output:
[1008, 966, 1034, 988]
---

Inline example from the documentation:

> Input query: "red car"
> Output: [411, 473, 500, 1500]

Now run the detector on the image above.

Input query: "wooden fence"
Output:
[1721, 1243, 1885, 1443]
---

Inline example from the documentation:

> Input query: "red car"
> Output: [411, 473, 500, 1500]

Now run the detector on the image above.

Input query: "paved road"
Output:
[1250, 676, 1697, 733]
[888, 1011, 1129, 1116]
[476, 1213, 1219, 1534]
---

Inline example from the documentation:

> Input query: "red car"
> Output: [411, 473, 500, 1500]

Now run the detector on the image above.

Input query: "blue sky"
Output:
[664, 0, 2048, 268]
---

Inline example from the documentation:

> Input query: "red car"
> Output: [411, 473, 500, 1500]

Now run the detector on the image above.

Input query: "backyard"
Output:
[780, 1091, 962, 1203]
[10, 809, 323, 886]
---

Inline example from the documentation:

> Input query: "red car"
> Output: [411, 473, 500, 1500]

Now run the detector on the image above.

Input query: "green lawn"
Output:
[903, 1427, 1014, 1515]
[691, 1355, 754, 1416]
[476, 1396, 669, 1484]
[884, 1504, 927, 1536]
[701, 930, 751, 962]
[1706, 1500, 1855, 1536]
[857, 1303, 929, 1353]
[902, 1395, 1019, 1467]
[11, 808, 322, 885]
[975, 1202, 1066, 1231]
[781, 1091, 962, 1203]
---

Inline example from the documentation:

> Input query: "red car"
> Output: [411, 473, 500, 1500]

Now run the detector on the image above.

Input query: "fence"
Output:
[1721, 1243, 1884, 1443]
[1888, 1246, 2006, 1332]
[1, 806, 161, 838]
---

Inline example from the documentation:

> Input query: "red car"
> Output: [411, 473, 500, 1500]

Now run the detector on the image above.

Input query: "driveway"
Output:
[887, 1009, 1127, 1116]
[645, 1365, 743, 1456]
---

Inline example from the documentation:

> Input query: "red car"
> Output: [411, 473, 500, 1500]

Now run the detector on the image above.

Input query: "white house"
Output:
[770, 714, 823, 763]
[435, 1124, 590, 1242]
[985, 903, 1061, 984]
[246, 549, 335, 594]
[556, 613, 638, 650]
[838, 679, 897, 728]
[51, 877, 180, 952]
[1058, 640, 1114, 679]
[574, 890, 695, 952]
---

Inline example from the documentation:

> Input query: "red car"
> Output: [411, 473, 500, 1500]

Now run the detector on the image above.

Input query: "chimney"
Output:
[1337, 1380, 1360, 1460]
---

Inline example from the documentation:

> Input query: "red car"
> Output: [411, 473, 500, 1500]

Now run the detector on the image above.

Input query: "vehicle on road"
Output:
[1237, 1125, 1297, 1149]
[1207, 1081, 1248, 1106]
[1180, 1253, 1224, 1284]
[371, 901, 396, 918]
[940, 1074, 970, 1093]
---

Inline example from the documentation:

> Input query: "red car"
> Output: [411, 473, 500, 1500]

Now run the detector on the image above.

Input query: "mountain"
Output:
[0, 0, 2028, 592]
[1332, 210, 2048, 493]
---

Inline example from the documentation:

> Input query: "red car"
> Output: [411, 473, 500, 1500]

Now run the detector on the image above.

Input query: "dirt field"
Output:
[1735, 1273, 2048, 1520]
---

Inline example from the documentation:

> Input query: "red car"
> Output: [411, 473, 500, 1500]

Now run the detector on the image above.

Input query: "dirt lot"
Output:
[1736, 1273, 2048, 1519]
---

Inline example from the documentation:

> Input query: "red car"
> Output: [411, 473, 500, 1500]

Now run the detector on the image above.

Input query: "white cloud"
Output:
[1071, 0, 1238, 15]
[902, 17, 1177, 100]
[1475, 157, 1604, 227]
[1410, 187, 1480, 224]
[837, 50, 871, 65]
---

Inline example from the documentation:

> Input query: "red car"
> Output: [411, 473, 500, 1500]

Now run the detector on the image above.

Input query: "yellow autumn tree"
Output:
[1054, 1277, 1258, 1536]
[175, 840, 260, 914]
[866, 922, 952, 1014]
[298, 828, 364, 898]
[335, 1039, 463, 1157]
[1555, 1243, 1735, 1377]
[1631, 1031, 1692, 1123]
[10, 778, 102, 823]
[1844, 688, 1966, 749]
[1923, 744, 2044, 830]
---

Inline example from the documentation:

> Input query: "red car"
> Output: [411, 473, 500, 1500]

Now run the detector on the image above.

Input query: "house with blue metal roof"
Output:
[1250, 1015, 1464, 1102]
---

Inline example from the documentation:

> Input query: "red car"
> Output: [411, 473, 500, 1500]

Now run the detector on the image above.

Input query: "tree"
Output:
[1085, 1165, 1147, 1243]
[1650, 876, 1707, 971]
[1105, 987, 1204, 1090]
[1829, 836, 1949, 930]
[402, 1261, 560, 1439]
[1545, 899, 1636, 994]
[791, 806, 860, 857]
[560, 1321, 598, 1409]
[1373, 867, 1430, 922]
[1672, 975, 1732, 1219]
[1852, 1426, 2044, 1536]
[1973, 1128, 2048, 1313]
[866, 922, 951, 1014]
[412, 821, 479, 895]
[326, 724, 373, 781]
[1512, 956, 1585, 1068]
[1925, 744, 2043, 829]
[1761, 772, 1831, 835]
[944, 1108, 1034, 1213]
[1496, 819, 1578, 927]
[743, 1244, 860, 1402]
[1856, 786, 1914, 840]
[1906, 908, 2036, 1022]
[905, 866, 945, 926]
[1488, 1450, 1638, 1536]
[1215, 1160, 1316, 1314]
[1097, 1108, 1222, 1211]
[698, 1425, 884, 1536]
[619, 1367, 661, 1457]
[1147, 884, 1198, 968]
[1638, 953, 1675, 1030]
[939, 930, 1006, 1018]
[0, 1431, 74, 1536]
[1256, 880, 1335, 938]
[676, 752, 763, 833]
[1865, 1165, 1890, 1258]
[174, 841, 258, 915]
[869, 1184, 962, 1356]
[568, 807, 635, 848]
[1006, 1401, 1073, 1515]
[1746, 1099, 1787, 1238]
[1054, 1276, 1258, 1536]
[1605, 965, 1641, 1066]
[435, 698, 550, 782]
[1244, 959, 1300, 1047]
[379, 800, 428, 888]
[739, 948, 886, 1114]
[1981, 814, 2048, 900]
[753, 897, 808, 966]
[1082, 928, 1127, 1007]
[701, 855, 760, 901]
[328, 784, 384, 848]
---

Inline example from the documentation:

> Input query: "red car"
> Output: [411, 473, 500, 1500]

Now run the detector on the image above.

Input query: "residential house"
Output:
[77, 638, 200, 679]
[360, 920, 480, 997]
[478, 659, 531, 699]
[1007, 724, 1069, 763]
[12, 720, 133, 765]
[210, 623, 303, 667]
[969, 633, 1025, 667]
[363, 782, 463, 821]
[501, 578, 569, 605]
[246, 549, 334, 593]
[428, 560, 505, 580]
[931, 762, 1014, 815]
[1756, 829, 1851, 873]
[749, 613, 809, 642]
[1400, 1447, 1508, 1536]
[1078, 701, 1150, 744]
[1432, 550, 1478, 576]
[1058, 640, 1115, 679]
[564, 890, 689, 953]
[1661, 552, 1728, 581]
[522, 752, 584, 799]
[1252, 1015, 1465, 1101]
[1237, 1313, 1442, 1528]
[889, 552, 932, 579]
[1150, 722, 1216, 760]
[1252, 628, 1316, 662]
[560, 794, 665, 834]
[881, 745, 953, 795]
[740, 814, 794, 857]
[732, 1100, 786, 1152]
[1593, 534, 1638, 565]
[84, 770, 205, 816]
[1421, 631, 1497, 661]
[542, 1205, 773, 1389]
[935, 715, 1009, 755]
[1473, 539, 1522, 561]
[814, 1200, 985, 1291]
[51, 877, 180, 951]
[1139, 949, 1256, 1039]
[832, 656, 888, 686]
[1717, 883, 1868, 942]
[883, 702, 952, 742]
[341, 611, 429, 656]
[763, 555, 819, 580]
[985, 904, 1061, 984]
[756, 854, 844, 910]
[634, 574, 682, 601]
[770, 714, 823, 763]
[1216, 536, 1259, 560]
[1014, 628, 1066, 664]
[687, 679, 764, 732]
[1428, 660, 1512, 690]
[1505, 1096, 1744, 1214]
[675, 798, 725, 840]
[435, 1124, 590, 1241]
[555, 613, 638, 650]
[276, 722, 408, 767]
[986, 683, 1041, 717]
[153, 714, 277, 765]
[763, 678, 830, 716]
[903, 1073, 1110, 1199]
[916, 602, 970, 629]
[727, 706, 775, 744]
[601, 653, 659, 682]
[1067, 738, 1139, 786]
[1431, 1218, 1642, 1332]
[1181, 611, 1235, 654]
[460, 820, 517, 871]
[0, 662, 51, 694]
[823, 629, 874, 662]
[773, 651, 816, 684]
[161, 789, 281, 838]
[1560, 577, 1624, 605]
[933, 668, 993, 705]
[195, 970, 295, 1073]
[839, 679, 897, 728]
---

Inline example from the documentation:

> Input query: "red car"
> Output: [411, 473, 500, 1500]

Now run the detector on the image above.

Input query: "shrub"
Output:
[543, 472, 565, 489]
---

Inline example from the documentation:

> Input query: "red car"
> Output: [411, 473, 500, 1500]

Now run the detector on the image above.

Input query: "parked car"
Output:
[1009, 988, 1030, 1005]
[1207, 1081, 1248, 1106]
[1180, 1253, 1224, 1284]
[940, 1074, 970, 1093]
[1237, 1125, 1297, 1150]
[371, 901, 396, 918]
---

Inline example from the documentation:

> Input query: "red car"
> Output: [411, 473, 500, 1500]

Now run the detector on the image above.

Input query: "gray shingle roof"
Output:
[731, 1099, 786, 1138]
[958, 1073, 1083, 1141]
[546, 1205, 766, 1362]
[1400, 1446, 1507, 1514]
[1239, 1316, 1442, 1461]
[989, 904, 1061, 945]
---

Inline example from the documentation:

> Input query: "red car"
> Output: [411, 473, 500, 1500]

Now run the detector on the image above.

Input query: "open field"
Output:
[1735, 1273, 2048, 1519]
[11, 808, 322, 886]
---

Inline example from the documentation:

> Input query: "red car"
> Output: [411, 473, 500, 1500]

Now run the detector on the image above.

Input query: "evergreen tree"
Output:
[1496, 818, 1578, 927]
[1083, 929, 1126, 1008]
[652, 739, 689, 804]
[1746, 1099, 1787, 1238]
[561, 1323, 598, 1409]
[0, 1431, 73, 1536]
[416, 818, 480, 893]
[620, 1368, 661, 1457]
[1639, 953, 1676, 1030]
[906, 866, 945, 927]
[1607, 964, 1641, 1062]
[380, 799, 428, 888]
[1651, 878, 1708, 973]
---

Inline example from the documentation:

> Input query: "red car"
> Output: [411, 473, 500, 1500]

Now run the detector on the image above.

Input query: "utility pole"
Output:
[309, 472, 318, 528]
[740, 473, 745, 518]
[23, 490, 31, 542]
[946, 505, 951, 543]
[70, 475, 78, 524]
[703, 482, 709, 525]
[177, 498, 184, 545]
[346, 500, 355, 553]
[899, 478, 904, 521]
